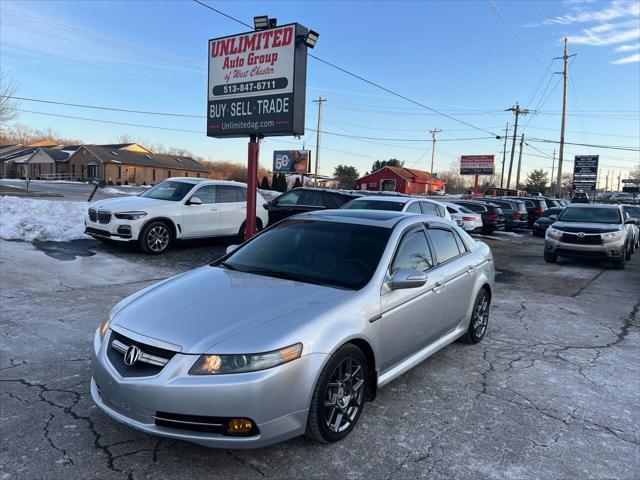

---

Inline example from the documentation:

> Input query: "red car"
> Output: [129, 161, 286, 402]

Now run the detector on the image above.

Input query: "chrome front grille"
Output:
[107, 331, 176, 377]
[88, 208, 97, 222]
[97, 210, 112, 224]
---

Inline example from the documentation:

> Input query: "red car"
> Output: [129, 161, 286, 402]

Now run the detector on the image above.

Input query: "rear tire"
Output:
[461, 289, 490, 344]
[544, 252, 557, 263]
[237, 218, 263, 242]
[306, 344, 368, 443]
[139, 220, 173, 255]
[481, 227, 494, 235]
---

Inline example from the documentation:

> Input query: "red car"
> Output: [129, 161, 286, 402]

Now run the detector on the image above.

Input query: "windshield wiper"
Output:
[217, 261, 241, 271]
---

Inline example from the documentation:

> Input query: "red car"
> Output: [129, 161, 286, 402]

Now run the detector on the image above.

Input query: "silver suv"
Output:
[544, 204, 637, 269]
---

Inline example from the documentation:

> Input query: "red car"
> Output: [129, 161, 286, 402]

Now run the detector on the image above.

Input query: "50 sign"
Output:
[273, 150, 310, 173]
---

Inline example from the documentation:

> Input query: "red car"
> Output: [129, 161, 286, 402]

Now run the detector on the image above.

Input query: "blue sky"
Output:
[1, 0, 639, 186]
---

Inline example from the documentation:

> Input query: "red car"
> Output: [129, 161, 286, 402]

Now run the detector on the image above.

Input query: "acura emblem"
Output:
[577, 232, 585, 237]
[123, 345, 142, 366]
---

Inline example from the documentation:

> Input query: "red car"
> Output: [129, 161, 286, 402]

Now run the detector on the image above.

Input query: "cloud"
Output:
[611, 52, 640, 63]
[567, 19, 640, 46]
[544, 0, 639, 26]
[615, 43, 640, 51]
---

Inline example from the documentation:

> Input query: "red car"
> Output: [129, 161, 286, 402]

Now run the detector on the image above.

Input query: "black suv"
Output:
[506, 196, 548, 227]
[475, 197, 528, 231]
[266, 188, 361, 225]
[451, 200, 506, 234]
[571, 192, 590, 204]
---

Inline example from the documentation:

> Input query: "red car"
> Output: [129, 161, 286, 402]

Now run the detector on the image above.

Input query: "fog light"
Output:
[228, 418, 253, 435]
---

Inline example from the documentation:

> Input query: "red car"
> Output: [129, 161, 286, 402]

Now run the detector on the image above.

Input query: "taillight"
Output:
[514, 212, 521, 219]
[262, 203, 269, 210]
[486, 213, 498, 220]
[462, 216, 476, 222]
[534, 209, 543, 216]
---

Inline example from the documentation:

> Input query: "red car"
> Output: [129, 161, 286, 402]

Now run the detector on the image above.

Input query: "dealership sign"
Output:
[460, 155, 495, 175]
[207, 24, 309, 138]
[572, 155, 599, 191]
[273, 150, 310, 173]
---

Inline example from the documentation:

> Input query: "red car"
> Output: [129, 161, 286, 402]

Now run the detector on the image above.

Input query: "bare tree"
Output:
[0, 73, 19, 126]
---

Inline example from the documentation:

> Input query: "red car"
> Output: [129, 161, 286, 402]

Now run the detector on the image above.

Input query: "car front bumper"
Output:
[84, 215, 144, 241]
[91, 328, 327, 449]
[545, 237, 625, 258]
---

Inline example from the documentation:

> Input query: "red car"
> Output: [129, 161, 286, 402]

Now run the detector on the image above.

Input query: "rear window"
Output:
[342, 200, 404, 211]
[460, 203, 486, 213]
[557, 207, 622, 224]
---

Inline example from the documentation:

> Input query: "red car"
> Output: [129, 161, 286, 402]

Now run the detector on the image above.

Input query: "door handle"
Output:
[467, 265, 475, 273]
[433, 281, 443, 293]
[210, 207, 218, 211]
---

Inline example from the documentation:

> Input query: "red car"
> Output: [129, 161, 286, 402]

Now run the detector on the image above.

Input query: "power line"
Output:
[527, 137, 640, 152]
[191, 0, 500, 137]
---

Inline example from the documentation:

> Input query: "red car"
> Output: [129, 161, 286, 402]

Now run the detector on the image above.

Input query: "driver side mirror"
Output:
[226, 244, 238, 254]
[188, 197, 202, 205]
[625, 218, 638, 225]
[549, 215, 557, 221]
[388, 269, 428, 290]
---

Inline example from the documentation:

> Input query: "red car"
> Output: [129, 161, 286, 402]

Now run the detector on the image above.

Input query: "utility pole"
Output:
[505, 103, 530, 189]
[500, 123, 509, 188]
[550, 149, 556, 194]
[515, 134, 525, 190]
[429, 128, 442, 194]
[313, 97, 326, 186]
[617, 172, 621, 192]
[555, 38, 576, 198]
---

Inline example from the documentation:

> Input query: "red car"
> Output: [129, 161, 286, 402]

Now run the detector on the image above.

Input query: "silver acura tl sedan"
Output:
[91, 209, 495, 448]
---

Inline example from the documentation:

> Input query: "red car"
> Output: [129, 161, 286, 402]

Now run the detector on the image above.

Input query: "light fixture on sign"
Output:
[304, 30, 319, 49]
[253, 15, 269, 30]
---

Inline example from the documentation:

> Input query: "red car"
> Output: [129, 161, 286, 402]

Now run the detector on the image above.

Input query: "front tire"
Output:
[139, 221, 173, 254]
[461, 288, 490, 344]
[544, 251, 557, 263]
[306, 344, 368, 443]
[613, 254, 626, 270]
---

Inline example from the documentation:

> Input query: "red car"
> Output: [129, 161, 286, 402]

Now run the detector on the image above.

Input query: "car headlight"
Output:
[114, 211, 147, 220]
[602, 230, 625, 243]
[99, 318, 111, 342]
[546, 226, 562, 240]
[189, 343, 303, 375]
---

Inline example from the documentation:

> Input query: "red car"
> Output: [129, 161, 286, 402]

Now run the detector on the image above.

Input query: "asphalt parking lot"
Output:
[1, 231, 638, 480]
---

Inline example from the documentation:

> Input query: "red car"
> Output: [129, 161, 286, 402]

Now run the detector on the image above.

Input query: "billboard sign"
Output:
[460, 155, 495, 175]
[207, 24, 309, 138]
[572, 155, 599, 190]
[273, 150, 310, 173]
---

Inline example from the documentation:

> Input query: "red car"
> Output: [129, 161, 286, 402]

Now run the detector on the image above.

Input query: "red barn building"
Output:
[355, 166, 445, 194]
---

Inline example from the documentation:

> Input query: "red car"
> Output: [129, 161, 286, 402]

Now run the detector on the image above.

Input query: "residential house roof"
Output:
[77, 146, 208, 172]
[359, 166, 436, 182]
[38, 147, 72, 162]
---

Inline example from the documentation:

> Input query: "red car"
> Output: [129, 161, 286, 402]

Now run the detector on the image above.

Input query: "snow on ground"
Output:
[0, 179, 89, 185]
[102, 187, 138, 195]
[0, 196, 87, 242]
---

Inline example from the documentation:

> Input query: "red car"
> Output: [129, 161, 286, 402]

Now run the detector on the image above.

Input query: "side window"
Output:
[216, 185, 239, 203]
[437, 205, 446, 217]
[300, 190, 324, 207]
[391, 230, 433, 274]
[420, 201, 438, 215]
[428, 228, 462, 264]
[275, 190, 302, 205]
[236, 187, 247, 201]
[193, 185, 216, 204]
[405, 202, 422, 214]
[525, 200, 534, 208]
[446, 206, 457, 214]
[322, 192, 344, 209]
[452, 230, 468, 253]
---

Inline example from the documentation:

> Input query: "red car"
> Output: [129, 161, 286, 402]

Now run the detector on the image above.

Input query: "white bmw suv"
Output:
[85, 178, 269, 254]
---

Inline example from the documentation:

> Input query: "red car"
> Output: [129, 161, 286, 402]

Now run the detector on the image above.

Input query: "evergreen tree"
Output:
[293, 177, 302, 188]
[259, 176, 270, 190]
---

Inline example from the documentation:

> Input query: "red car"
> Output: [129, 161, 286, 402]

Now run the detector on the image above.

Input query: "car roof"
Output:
[350, 195, 415, 204]
[293, 209, 455, 230]
[565, 203, 621, 209]
[289, 187, 360, 197]
[166, 178, 247, 187]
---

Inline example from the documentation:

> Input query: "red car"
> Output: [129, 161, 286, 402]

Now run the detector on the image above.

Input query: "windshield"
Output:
[624, 206, 640, 218]
[141, 180, 195, 201]
[342, 199, 405, 212]
[557, 207, 621, 224]
[218, 220, 391, 290]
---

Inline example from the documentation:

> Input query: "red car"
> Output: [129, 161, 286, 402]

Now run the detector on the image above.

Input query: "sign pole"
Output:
[245, 135, 260, 240]
[473, 175, 479, 195]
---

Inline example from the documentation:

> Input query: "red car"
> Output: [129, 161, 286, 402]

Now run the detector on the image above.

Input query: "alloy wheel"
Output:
[323, 357, 365, 433]
[472, 294, 489, 338]
[147, 225, 169, 252]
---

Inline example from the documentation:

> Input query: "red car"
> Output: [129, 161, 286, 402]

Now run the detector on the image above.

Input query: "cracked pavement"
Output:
[1, 232, 639, 479]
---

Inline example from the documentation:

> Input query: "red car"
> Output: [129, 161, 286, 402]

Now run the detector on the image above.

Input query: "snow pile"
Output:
[0, 196, 88, 242]
[258, 189, 282, 201]
[102, 187, 138, 195]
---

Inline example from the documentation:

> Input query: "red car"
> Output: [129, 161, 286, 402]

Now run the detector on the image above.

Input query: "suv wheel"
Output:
[139, 221, 173, 254]
[237, 219, 263, 242]
[544, 252, 557, 263]
[306, 344, 367, 443]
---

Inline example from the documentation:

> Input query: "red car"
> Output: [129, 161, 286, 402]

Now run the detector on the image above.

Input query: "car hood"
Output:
[91, 195, 174, 211]
[551, 221, 620, 233]
[111, 266, 350, 354]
